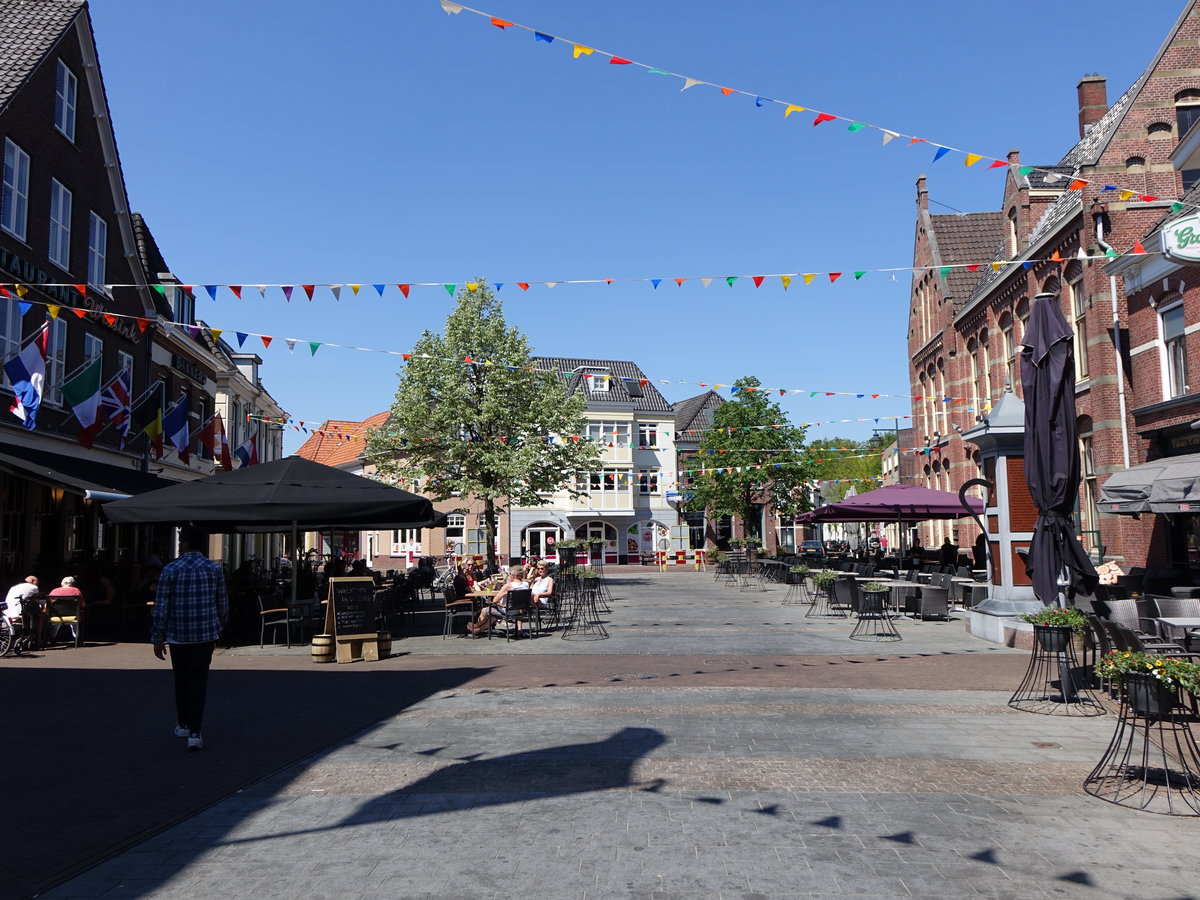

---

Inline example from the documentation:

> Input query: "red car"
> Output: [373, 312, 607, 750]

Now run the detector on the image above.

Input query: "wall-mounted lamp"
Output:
[952, 424, 964, 434]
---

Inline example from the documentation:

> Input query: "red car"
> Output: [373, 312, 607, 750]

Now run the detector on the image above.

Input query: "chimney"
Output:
[916, 174, 928, 212]
[1077, 75, 1108, 139]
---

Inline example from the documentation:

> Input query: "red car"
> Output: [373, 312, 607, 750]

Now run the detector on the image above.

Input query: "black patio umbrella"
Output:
[102, 455, 436, 533]
[1021, 292, 1098, 606]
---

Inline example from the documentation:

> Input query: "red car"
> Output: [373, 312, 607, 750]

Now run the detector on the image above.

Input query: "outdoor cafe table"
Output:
[1154, 616, 1200, 650]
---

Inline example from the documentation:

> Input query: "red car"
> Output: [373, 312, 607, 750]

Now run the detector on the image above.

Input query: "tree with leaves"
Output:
[680, 376, 813, 546]
[808, 432, 893, 502]
[363, 283, 599, 571]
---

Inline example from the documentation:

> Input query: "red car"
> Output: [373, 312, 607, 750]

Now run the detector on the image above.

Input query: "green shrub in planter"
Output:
[1019, 607, 1088, 635]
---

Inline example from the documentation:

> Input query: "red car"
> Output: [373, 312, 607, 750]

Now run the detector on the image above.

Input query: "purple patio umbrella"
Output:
[802, 483, 983, 522]
[1020, 293, 1098, 605]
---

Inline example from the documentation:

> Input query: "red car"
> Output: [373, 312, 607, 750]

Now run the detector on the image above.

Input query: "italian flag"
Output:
[60, 355, 104, 449]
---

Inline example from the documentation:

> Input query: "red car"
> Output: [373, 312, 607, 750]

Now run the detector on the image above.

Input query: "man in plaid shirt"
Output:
[152, 526, 228, 752]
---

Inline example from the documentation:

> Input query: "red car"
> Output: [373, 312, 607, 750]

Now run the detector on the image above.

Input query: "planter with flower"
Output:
[1095, 651, 1200, 717]
[1019, 607, 1089, 653]
[811, 570, 840, 595]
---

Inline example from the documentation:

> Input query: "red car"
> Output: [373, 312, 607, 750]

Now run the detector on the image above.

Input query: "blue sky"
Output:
[85, 0, 1184, 453]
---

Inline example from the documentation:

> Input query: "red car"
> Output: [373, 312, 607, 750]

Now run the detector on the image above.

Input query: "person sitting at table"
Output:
[530, 562, 555, 609]
[3, 575, 43, 644]
[467, 565, 529, 635]
[452, 565, 473, 598]
[938, 537, 958, 567]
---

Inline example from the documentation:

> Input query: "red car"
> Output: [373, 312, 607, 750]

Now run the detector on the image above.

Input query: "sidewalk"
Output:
[8, 569, 1199, 898]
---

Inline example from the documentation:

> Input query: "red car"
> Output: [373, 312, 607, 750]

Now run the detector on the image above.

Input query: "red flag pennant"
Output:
[261, 336, 272, 349]
[518, 282, 529, 291]
[398, 284, 410, 298]
[72, 307, 87, 318]
[1067, 179, 1087, 190]
[604, 278, 613, 285]
[967, 264, 980, 272]
[464, 356, 474, 364]
[871, 393, 880, 399]
[1050, 250, 1062, 262]
[229, 285, 242, 299]
[752, 276, 764, 288]
[829, 272, 842, 283]
[136, 318, 149, 332]
[1132, 240, 1146, 254]
[73, 284, 87, 297]
[402, 353, 411, 361]
[104, 314, 116, 326]
[1140, 195, 1158, 202]
[720, 87, 734, 96]
[0, 287, 9, 297]
[813, 112, 836, 126]
[674, 278, 686, 286]
[302, 284, 315, 300]
[987, 159, 1007, 169]
[490, 16, 512, 27]
[609, 57, 632, 65]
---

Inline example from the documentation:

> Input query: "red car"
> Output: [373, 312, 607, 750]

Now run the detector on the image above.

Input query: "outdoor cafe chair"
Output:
[1145, 596, 1200, 648]
[915, 585, 949, 620]
[47, 597, 82, 648]
[442, 585, 474, 639]
[258, 592, 306, 648]
[493, 588, 533, 641]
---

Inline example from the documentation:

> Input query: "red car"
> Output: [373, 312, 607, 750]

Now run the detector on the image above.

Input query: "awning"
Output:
[1098, 451, 1200, 514]
[0, 442, 177, 499]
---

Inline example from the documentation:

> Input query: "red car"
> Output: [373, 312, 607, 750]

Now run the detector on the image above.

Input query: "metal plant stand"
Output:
[805, 578, 846, 618]
[849, 589, 901, 641]
[1084, 673, 1200, 816]
[560, 575, 609, 640]
[1008, 625, 1106, 716]
[782, 571, 810, 606]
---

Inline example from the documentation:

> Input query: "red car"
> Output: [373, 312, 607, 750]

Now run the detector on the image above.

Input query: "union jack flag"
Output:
[100, 370, 132, 448]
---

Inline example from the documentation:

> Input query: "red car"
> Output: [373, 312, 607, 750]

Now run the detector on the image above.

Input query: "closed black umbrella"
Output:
[1021, 292, 1098, 605]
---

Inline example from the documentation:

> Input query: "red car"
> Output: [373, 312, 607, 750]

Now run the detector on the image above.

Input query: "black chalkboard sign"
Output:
[327, 577, 377, 639]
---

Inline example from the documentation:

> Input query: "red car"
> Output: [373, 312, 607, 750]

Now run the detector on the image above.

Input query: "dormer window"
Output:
[574, 366, 612, 393]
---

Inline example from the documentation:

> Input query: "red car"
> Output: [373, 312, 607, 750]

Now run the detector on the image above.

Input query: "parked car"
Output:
[799, 540, 824, 557]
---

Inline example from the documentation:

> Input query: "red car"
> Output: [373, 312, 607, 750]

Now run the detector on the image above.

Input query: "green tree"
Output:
[681, 376, 813, 544]
[808, 432, 893, 502]
[364, 282, 599, 571]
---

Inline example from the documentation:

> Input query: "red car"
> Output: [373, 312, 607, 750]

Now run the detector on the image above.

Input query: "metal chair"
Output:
[258, 592, 306, 648]
[47, 597, 82, 648]
[915, 586, 949, 620]
[442, 585, 474, 639]
[494, 588, 533, 641]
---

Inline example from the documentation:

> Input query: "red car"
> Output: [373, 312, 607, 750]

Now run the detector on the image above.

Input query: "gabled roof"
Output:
[672, 390, 724, 438]
[294, 412, 390, 469]
[925, 211, 1005, 310]
[0, 0, 81, 113]
[533, 357, 673, 413]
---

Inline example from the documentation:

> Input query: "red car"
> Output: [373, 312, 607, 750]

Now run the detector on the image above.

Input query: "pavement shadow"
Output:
[5, 661, 490, 899]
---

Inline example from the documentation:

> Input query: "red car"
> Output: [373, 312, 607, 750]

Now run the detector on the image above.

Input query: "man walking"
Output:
[152, 526, 228, 752]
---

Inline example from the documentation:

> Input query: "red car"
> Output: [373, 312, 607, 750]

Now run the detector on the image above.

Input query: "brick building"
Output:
[908, 1, 1200, 583]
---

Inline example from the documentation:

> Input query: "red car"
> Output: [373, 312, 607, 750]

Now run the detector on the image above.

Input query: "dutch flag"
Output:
[3, 323, 49, 430]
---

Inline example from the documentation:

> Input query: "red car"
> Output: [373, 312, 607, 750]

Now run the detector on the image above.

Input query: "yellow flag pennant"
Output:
[350, 284, 361, 295]
[991, 262, 1002, 272]
[803, 273, 816, 285]
[47, 304, 60, 318]
[573, 45, 594, 59]
[781, 274, 791, 290]
[1119, 190, 1135, 201]
[964, 153, 982, 167]
[784, 105, 805, 118]
[210, 328, 223, 342]
[15, 284, 28, 297]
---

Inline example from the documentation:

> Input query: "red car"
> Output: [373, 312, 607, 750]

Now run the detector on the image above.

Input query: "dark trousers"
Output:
[169, 641, 215, 734]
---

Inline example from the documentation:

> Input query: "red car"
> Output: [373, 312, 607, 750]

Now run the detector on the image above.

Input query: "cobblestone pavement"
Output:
[12, 570, 1200, 898]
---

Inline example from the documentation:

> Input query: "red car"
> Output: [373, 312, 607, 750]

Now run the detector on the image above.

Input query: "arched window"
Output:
[1064, 263, 1088, 380]
[999, 311, 1015, 388]
[936, 358, 948, 437]
[1126, 156, 1147, 173]
[1175, 89, 1200, 136]
[978, 329, 992, 411]
[1007, 208, 1019, 257]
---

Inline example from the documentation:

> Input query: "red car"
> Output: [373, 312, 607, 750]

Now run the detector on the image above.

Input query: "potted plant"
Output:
[1095, 650, 1200, 717]
[1019, 607, 1088, 653]
[811, 570, 839, 594]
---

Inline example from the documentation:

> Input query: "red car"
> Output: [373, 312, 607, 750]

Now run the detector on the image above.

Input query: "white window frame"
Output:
[1159, 300, 1189, 400]
[55, 60, 77, 142]
[2, 138, 30, 241]
[0, 297, 21, 361]
[47, 317, 67, 406]
[638, 469, 660, 495]
[171, 285, 195, 325]
[586, 372, 610, 393]
[83, 332, 102, 363]
[49, 179, 72, 271]
[117, 349, 133, 382]
[638, 422, 658, 448]
[586, 421, 630, 447]
[87, 212, 107, 290]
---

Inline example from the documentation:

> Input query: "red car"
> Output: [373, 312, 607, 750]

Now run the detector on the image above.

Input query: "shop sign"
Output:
[171, 353, 206, 385]
[1161, 213, 1200, 261]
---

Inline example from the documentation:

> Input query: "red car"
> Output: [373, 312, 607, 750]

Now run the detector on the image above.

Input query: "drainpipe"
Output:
[1093, 210, 1131, 469]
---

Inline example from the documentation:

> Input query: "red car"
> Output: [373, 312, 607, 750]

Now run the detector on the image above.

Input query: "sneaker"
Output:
[187, 733, 203, 752]
[173, 724, 190, 738]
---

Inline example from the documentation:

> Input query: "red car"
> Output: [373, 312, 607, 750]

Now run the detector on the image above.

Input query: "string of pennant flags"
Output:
[0, 295, 1003, 406]
[0, 240, 1184, 307]
[439, 1, 1184, 206]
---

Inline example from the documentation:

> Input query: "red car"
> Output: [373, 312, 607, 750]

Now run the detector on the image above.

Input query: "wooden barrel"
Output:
[376, 631, 392, 659]
[311, 634, 334, 664]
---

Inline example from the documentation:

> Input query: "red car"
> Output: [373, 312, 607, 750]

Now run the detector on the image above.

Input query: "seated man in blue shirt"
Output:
[151, 526, 228, 752]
